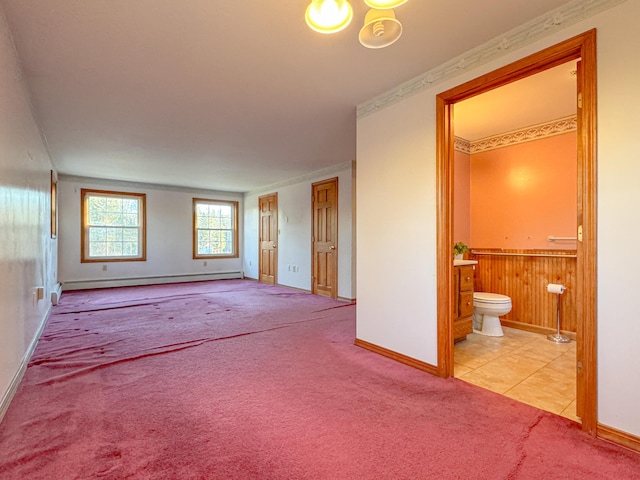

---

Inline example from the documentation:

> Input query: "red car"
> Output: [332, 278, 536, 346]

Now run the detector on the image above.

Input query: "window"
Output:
[81, 189, 146, 262]
[193, 199, 238, 259]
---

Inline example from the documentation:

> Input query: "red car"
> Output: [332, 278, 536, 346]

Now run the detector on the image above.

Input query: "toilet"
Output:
[472, 292, 512, 337]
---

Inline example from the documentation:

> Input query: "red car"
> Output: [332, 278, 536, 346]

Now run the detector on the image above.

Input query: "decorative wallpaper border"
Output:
[357, 0, 626, 118]
[454, 137, 471, 154]
[456, 115, 578, 154]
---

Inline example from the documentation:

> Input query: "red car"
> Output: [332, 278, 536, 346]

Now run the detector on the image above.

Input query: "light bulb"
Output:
[305, 0, 353, 34]
[364, 0, 409, 8]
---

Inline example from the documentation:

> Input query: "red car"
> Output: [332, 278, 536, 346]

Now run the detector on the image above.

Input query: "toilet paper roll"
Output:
[547, 283, 566, 294]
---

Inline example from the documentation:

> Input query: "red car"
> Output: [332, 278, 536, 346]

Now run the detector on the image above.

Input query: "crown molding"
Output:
[454, 115, 577, 154]
[245, 161, 353, 197]
[58, 174, 243, 198]
[357, 0, 626, 118]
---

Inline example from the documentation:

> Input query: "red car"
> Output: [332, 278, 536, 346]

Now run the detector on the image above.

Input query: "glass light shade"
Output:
[359, 8, 403, 49]
[364, 0, 409, 8]
[305, 0, 354, 34]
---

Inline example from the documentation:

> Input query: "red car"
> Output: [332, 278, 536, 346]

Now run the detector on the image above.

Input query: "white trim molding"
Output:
[357, 0, 627, 118]
[245, 161, 353, 197]
[0, 307, 50, 424]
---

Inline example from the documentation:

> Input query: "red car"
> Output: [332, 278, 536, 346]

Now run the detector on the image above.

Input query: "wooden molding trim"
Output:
[354, 338, 439, 376]
[338, 296, 356, 303]
[597, 424, 640, 454]
[500, 320, 577, 341]
[436, 30, 598, 435]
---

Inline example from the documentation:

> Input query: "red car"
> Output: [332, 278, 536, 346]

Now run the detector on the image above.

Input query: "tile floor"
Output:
[454, 326, 580, 422]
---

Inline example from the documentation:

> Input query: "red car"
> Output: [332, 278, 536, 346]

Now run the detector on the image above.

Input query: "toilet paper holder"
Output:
[547, 283, 571, 343]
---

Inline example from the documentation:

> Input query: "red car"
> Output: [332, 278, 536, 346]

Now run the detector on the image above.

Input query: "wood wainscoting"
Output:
[469, 249, 577, 336]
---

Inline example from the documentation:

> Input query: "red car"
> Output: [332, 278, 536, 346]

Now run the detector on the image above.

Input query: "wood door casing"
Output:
[312, 178, 338, 298]
[436, 30, 597, 434]
[259, 193, 277, 285]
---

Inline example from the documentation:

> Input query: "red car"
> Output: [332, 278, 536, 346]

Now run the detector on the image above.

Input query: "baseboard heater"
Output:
[62, 271, 244, 291]
[51, 282, 63, 305]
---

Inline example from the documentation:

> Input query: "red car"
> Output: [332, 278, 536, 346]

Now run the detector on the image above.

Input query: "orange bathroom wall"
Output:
[454, 148, 471, 245]
[470, 133, 577, 250]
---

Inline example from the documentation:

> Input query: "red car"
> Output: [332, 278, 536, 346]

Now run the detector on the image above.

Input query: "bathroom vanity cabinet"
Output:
[454, 265, 474, 343]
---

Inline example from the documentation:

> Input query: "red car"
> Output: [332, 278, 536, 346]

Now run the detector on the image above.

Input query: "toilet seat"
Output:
[474, 292, 511, 304]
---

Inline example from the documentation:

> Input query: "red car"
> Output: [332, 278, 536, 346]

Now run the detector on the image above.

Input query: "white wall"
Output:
[0, 7, 57, 416]
[58, 176, 244, 288]
[244, 162, 355, 300]
[357, 1, 640, 437]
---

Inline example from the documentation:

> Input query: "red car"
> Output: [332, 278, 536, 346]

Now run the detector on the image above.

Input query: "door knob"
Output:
[330, 245, 336, 250]
[273, 243, 277, 248]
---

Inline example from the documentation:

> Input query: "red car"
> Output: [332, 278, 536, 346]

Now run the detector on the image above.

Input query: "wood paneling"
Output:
[470, 249, 577, 333]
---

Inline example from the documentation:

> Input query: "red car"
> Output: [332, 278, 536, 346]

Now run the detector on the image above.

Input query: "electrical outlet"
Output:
[203, 261, 207, 267]
[102, 265, 107, 271]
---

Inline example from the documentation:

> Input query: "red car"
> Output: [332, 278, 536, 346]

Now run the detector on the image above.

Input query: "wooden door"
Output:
[312, 178, 338, 298]
[259, 193, 277, 285]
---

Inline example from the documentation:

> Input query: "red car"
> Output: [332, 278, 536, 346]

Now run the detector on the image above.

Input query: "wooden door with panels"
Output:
[312, 178, 338, 299]
[259, 193, 278, 285]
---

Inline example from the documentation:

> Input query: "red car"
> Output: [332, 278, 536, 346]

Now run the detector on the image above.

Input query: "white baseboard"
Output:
[0, 305, 50, 424]
[62, 271, 244, 291]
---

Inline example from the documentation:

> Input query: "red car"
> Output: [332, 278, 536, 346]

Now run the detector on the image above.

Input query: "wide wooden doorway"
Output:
[259, 193, 278, 285]
[312, 178, 338, 299]
[435, 31, 597, 434]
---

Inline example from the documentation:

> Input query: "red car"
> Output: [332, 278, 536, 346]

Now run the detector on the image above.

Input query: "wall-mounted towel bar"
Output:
[547, 236, 577, 242]
[470, 250, 577, 259]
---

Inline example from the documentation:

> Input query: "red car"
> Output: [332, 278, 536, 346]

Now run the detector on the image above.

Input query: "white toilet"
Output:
[472, 292, 512, 337]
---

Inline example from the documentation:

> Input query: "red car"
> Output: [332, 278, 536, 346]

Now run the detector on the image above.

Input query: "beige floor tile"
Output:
[512, 338, 574, 363]
[458, 353, 547, 394]
[454, 363, 474, 377]
[546, 351, 577, 372]
[454, 347, 507, 370]
[505, 369, 575, 405]
[560, 399, 581, 423]
[455, 327, 577, 418]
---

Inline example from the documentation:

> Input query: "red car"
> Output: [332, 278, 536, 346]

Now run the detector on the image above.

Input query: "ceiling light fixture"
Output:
[305, 0, 354, 34]
[305, 0, 408, 49]
[358, 8, 403, 49]
[363, 0, 408, 8]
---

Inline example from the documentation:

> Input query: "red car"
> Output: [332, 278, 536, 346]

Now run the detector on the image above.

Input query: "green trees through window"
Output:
[193, 199, 238, 258]
[81, 189, 146, 262]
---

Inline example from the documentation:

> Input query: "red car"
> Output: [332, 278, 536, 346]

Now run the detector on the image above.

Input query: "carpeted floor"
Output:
[1, 279, 638, 479]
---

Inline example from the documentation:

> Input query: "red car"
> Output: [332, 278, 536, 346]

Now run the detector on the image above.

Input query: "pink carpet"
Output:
[0, 279, 638, 479]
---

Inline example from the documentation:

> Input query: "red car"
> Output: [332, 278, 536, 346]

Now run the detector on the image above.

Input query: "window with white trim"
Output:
[193, 199, 238, 259]
[81, 189, 146, 262]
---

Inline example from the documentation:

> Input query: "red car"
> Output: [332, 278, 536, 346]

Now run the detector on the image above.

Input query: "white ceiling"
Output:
[455, 60, 578, 141]
[1, 0, 575, 192]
